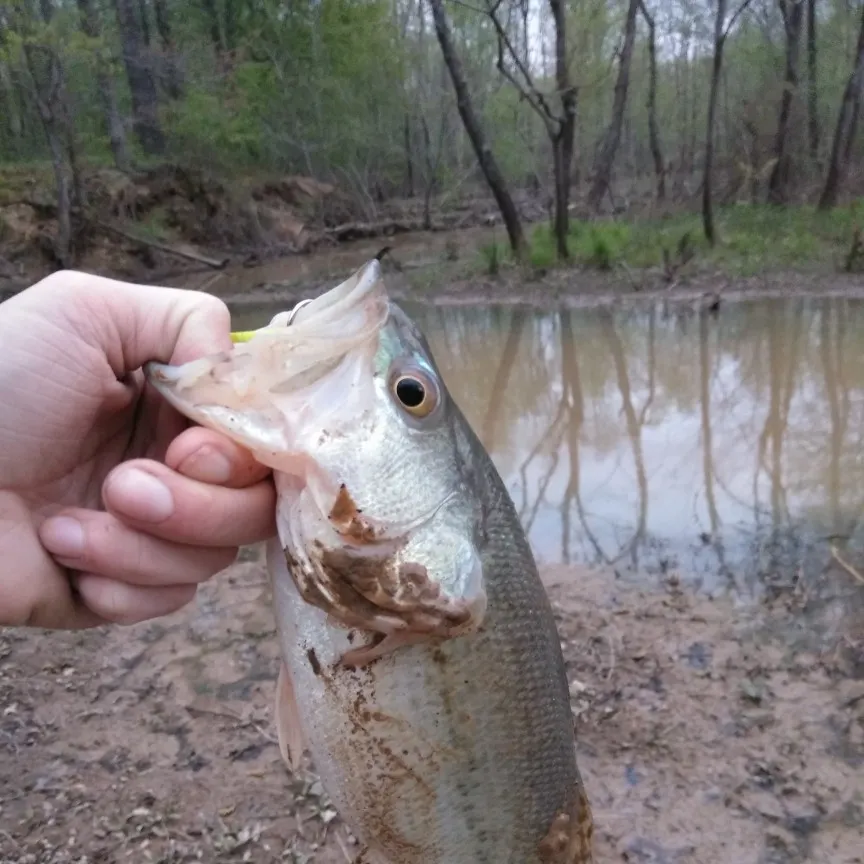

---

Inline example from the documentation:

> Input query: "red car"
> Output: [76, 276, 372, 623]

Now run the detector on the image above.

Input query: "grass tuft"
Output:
[476, 202, 864, 278]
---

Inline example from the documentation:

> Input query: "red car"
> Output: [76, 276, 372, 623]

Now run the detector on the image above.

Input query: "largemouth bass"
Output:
[144, 260, 594, 864]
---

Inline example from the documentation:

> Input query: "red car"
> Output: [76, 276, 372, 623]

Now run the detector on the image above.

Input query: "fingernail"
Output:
[177, 445, 232, 484]
[107, 468, 174, 523]
[41, 516, 85, 557]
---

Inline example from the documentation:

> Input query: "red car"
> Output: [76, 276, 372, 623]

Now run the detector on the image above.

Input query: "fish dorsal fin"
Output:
[274, 661, 306, 772]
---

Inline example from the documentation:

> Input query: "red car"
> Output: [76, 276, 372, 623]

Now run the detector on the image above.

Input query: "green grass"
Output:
[478, 202, 864, 278]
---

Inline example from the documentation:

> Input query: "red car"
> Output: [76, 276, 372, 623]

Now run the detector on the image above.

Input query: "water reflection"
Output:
[230, 295, 864, 598]
[397, 297, 864, 597]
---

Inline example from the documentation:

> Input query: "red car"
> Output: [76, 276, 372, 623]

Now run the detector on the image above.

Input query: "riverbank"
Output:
[4, 165, 864, 309]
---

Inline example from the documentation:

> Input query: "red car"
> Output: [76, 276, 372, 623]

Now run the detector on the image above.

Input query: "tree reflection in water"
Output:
[409, 297, 864, 619]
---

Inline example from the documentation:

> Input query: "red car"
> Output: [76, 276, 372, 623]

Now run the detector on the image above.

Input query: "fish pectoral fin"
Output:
[274, 661, 306, 772]
[337, 631, 437, 668]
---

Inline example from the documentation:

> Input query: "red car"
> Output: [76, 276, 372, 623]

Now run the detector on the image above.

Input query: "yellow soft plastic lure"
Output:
[229, 328, 284, 343]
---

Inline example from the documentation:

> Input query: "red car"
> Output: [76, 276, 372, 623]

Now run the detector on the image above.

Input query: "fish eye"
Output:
[390, 368, 440, 418]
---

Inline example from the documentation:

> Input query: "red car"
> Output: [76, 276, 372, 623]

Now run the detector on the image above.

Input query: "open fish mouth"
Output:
[143, 258, 390, 459]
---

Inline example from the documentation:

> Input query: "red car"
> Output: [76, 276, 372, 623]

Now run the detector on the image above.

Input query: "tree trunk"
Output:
[201, 0, 226, 55]
[114, 0, 165, 154]
[152, 0, 183, 97]
[427, 0, 526, 257]
[639, 0, 665, 201]
[843, 96, 861, 164]
[767, 0, 804, 204]
[76, 0, 131, 172]
[818, 1, 864, 210]
[807, 0, 819, 163]
[137, 0, 151, 45]
[404, 113, 415, 198]
[0, 58, 22, 140]
[21, 44, 73, 266]
[550, 0, 576, 259]
[587, 0, 639, 211]
[703, 8, 727, 246]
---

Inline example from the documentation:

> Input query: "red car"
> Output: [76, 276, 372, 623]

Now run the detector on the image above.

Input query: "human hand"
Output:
[0, 270, 277, 629]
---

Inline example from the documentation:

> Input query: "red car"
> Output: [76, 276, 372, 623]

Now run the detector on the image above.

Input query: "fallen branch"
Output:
[93, 219, 229, 269]
[831, 545, 864, 585]
[325, 218, 435, 242]
[2, 197, 230, 269]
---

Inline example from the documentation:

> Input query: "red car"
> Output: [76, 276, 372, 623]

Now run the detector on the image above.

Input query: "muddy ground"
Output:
[1, 543, 862, 864]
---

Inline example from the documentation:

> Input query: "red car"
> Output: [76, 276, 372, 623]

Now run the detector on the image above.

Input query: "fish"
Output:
[144, 259, 594, 864]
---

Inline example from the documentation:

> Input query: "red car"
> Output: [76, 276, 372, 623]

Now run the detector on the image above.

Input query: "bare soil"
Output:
[0, 165, 543, 296]
[2, 546, 862, 864]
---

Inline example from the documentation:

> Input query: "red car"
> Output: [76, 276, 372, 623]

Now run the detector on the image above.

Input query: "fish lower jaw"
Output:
[279, 536, 488, 667]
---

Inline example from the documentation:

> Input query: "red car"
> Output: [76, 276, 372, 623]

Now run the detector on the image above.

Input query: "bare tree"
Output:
[587, 0, 640, 212]
[703, 0, 755, 245]
[767, 0, 804, 204]
[639, 0, 665, 201]
[4, 1, 84, 266]
[818, 1, 864, 210]
[427, 0, 527, 256]
[151, 0, 184, 98]
[76, 0, 131, 172]
[807, 0, 819, 163]
[114, 0, 165, 154]
[0, 51, 21, 142]
[484, 0, 576, 258]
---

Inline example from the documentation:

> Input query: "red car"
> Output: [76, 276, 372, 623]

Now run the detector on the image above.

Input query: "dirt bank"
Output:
[180, 257, 864, 316]
[0, 164, 543, 296]
[1, 546, 861, 863]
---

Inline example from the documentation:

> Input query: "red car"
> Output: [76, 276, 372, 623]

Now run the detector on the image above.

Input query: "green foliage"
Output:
[486, 203, 864, 277]
[481, 239, 502, 275]
[164, 69, 271, 167]
[4, 0, 864, 257]
[527, 221, 631, 270]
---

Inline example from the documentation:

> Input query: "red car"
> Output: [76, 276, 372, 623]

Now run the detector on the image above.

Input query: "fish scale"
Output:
[145, 260, 594, 864]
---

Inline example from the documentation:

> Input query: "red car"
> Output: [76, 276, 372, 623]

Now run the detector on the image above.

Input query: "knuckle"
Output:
[194, 292, 231, 328]
[194, 547, 238, 582]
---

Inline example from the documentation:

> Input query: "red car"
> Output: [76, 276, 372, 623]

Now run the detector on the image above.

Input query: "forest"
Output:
[2, 0, 864, 284]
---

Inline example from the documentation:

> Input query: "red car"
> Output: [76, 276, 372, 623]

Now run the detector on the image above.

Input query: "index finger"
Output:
[165, 426, 272, 489]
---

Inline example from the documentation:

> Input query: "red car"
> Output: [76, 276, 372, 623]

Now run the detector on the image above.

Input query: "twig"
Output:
[335, 831, 354, 862]
[831, 545, 864, 584]
[93, 219, 229, 269]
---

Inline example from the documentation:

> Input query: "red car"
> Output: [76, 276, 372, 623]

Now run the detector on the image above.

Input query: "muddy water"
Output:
[172, 224, 497, 298]
[3, 292, 864, 864]
[230, 295, 864, 601]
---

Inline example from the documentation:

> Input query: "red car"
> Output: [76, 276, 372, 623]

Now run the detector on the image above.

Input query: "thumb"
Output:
[14, 270, 233, 374]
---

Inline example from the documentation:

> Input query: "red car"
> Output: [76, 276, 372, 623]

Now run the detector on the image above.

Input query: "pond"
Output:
[231, 294, 864, 601]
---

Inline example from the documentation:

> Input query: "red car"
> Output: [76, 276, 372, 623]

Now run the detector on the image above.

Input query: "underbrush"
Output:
[478, 202, 864, 279]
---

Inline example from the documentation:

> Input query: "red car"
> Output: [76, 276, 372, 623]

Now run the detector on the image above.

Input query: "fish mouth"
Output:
[142, 258, 390, 461]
